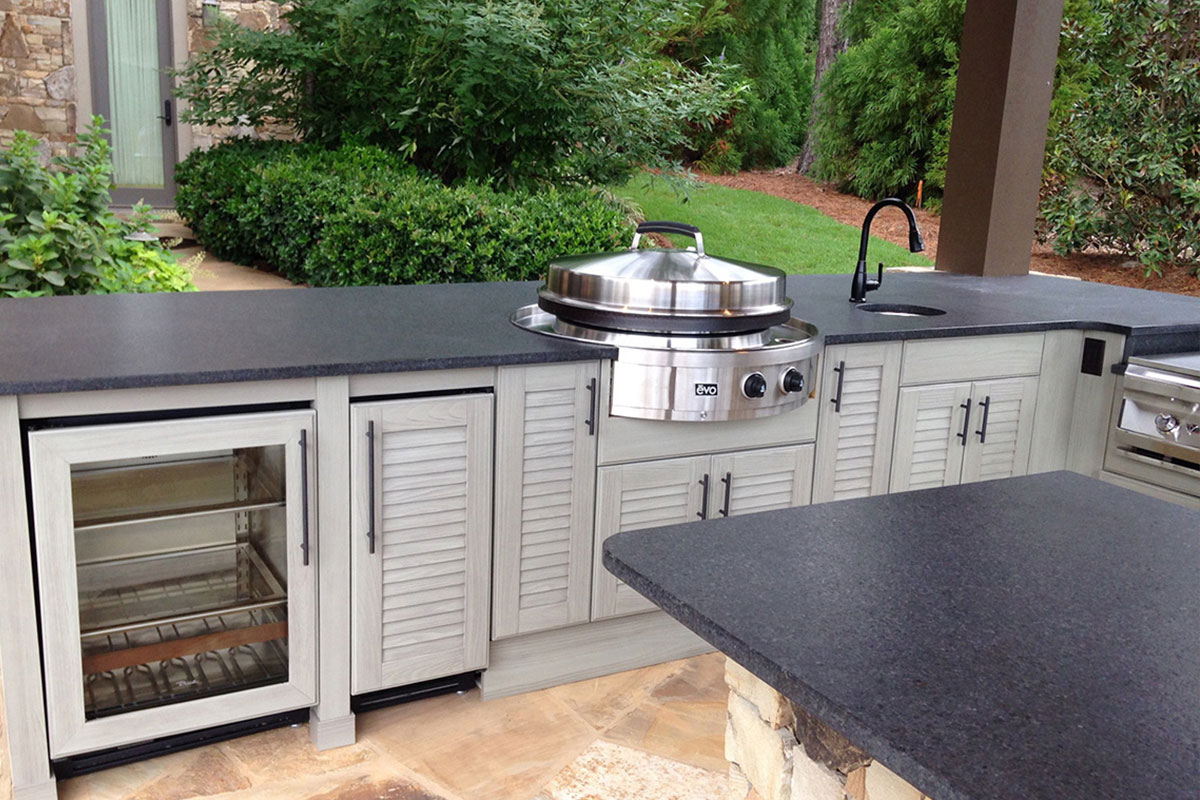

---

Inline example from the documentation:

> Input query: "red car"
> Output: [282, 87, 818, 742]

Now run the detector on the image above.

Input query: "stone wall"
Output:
[0, 0, 288, 156]
[184, 0, 292, 150]
[0, 0, 75, 155]
[724, 658, 932, 800]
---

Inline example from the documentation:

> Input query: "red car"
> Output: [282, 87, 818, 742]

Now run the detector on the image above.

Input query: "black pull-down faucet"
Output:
[850, 198, 926, 303]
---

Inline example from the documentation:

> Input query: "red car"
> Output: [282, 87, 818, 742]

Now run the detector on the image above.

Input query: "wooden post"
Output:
[936, 0, 1066, 276]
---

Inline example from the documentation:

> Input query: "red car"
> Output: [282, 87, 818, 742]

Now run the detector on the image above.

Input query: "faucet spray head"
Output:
[909, 229, 925, 253]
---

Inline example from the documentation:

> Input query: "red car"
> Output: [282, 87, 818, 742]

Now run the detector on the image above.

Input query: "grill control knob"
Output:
[743, 373, 768, 399]
[781, 368, 805, 394]
[1154, 413, 1179, 433]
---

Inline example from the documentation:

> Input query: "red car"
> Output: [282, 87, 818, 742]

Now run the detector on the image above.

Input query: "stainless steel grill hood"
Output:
[537, 221, 793, 334]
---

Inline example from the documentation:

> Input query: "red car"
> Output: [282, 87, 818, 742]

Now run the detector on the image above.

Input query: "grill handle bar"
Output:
[631, 221, 704, 257]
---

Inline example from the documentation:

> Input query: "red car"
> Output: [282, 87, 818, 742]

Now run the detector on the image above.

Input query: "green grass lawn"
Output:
[612, 174, 933, 274]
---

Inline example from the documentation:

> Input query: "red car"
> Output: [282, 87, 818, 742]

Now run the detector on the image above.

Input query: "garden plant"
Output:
[0, 121, 194, 298]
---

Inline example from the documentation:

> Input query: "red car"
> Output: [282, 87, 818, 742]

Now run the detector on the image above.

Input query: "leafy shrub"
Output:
[811, 0, 964, 202]
[1039, 1, 1199, 272]
[175, 140, 632, 286]
[695, 138, 744, 175]
[175, 0, 741, 188]
[669, 0, 817, 170]
[0, 122, 193, 298]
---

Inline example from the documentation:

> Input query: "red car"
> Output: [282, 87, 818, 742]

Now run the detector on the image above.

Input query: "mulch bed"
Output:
[696, 170, 1199, 297]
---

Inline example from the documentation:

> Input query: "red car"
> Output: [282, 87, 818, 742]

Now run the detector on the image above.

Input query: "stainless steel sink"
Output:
[856, 303, 946, 318]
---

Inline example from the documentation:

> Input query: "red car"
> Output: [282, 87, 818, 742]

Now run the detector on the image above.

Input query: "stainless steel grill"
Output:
[1107, 352, 1200, 498]
[514, 221, 820, 422]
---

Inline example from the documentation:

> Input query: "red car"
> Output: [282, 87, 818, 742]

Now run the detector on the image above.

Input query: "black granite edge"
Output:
[603, 546, 975, 800]
[0, 345, 617, 397]
[823, 318, 1200, 345]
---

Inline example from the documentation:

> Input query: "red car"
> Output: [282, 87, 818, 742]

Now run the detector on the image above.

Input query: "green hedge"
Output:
[175, 140, 633, 286]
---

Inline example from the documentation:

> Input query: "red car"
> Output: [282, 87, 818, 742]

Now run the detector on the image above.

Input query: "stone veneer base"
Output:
[724, 658, 931, 800]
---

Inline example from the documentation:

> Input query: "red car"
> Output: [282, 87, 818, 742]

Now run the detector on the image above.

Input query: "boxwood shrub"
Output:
[175, 140, 632, 286]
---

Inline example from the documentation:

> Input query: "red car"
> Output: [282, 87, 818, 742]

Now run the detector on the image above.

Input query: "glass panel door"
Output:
[72, 447, 291, 718]
[89, 0, 177, 205]
[29, 411, 316, 758]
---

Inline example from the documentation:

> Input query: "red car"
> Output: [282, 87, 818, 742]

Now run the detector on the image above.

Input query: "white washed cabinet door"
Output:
[812, 342, 903, 502]
[711, 444, 814, 517]
[961, 376, 1040, 484]
[492, 362, 600, 639]
[592, 456, 709, 620]
[890, 382, 972, 492]
[350, 395, 492, 694]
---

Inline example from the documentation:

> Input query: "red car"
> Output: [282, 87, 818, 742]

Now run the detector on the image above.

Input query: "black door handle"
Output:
[366, 420, 376, 555]
[584, 377, 597, 436]
[697, 474, 710, 520]
[719, 472, 732, 517]
[158, 99, 173, 127]
[976, 396, 992, 443]
[831, 360, 846, 412]
[299, 429, 310, 566]
[956, 399, 972, 446]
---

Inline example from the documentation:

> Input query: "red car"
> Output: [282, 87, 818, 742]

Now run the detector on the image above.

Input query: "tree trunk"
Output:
[795, 0, 852, 174]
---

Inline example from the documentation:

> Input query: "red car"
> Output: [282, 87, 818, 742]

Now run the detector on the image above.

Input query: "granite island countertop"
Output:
[603, 471, 1200, 800]
[0, 272, 1198, 394]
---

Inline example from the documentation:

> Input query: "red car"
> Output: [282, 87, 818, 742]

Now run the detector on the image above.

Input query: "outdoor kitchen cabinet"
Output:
[889, 376, 1040, 491]
[349, 394, 492, 695]
[591, 444, 814, 620]
[811, 342, 903, 503]
[26, 410, 318, 758]
[491, 362, 601, 639]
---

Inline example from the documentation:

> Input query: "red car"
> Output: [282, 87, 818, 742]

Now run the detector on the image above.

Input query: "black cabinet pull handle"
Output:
[976, 396, 991, 443]
[719, 472, 732, 517]
[366, 420, 376, 555]
[697, 474, 710, 520]
[158, 99, 173, 127]
[831, 360, 846, 412]
[956, 398, 972, 446]
[584, 377, 597, 436]
[299, 429, 311, 566]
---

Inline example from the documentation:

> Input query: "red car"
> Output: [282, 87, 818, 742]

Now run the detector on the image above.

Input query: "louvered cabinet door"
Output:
[812, 342, 903, 503]
[711, 444, 814, 517]
[961, 376, 1040, 484]
[350, 395, 492, 695]
[492, 362, 600, 639]
[890, 382, 972, 492]
[592, 456, 709, 620]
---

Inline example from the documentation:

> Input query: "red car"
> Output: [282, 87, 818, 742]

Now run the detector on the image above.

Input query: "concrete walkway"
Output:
[153, 221, 299, 292]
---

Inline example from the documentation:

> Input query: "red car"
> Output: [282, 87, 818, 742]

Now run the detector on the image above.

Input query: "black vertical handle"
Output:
[831, 360, 846, 412]
[956, 399, 972, 446]
[159, 99, 173, 126]
[697, 474, 710, 520]
[366, 420, 376, 555]
[976, 396, 992, 443]
[585, 377, 597, 436]
[719, 472, 732, 517]
[299, 428, 310, 566]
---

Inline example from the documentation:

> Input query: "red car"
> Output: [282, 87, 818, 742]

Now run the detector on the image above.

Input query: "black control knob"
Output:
[743, 373, 768, 399]
[781, 368, 805, 394]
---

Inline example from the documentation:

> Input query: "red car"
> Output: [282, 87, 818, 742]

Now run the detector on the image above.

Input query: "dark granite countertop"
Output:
[0, 272, 1197, 394]
[603, 472, 1200, 800]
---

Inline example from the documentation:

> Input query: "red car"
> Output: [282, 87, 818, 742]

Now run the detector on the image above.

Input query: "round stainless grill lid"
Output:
[538, 221, 792, 334]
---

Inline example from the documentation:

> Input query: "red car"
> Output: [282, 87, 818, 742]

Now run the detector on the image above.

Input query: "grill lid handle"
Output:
[631, 220, 704, 257]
